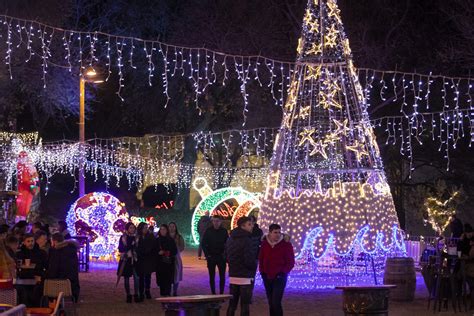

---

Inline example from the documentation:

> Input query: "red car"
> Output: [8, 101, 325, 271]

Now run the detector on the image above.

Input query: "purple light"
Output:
[66, 192, 129, 258]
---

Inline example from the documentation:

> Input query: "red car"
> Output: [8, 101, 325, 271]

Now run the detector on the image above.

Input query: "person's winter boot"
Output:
[134, 294, 141, 303]
[145, 290, 152, 299]
[126, 295, 132, 303]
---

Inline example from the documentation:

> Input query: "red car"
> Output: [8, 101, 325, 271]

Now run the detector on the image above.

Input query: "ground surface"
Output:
[73, 250, 464, 316]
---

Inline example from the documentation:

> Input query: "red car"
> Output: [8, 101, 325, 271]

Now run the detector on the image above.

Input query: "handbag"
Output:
[161, 255, 172, 264]
[160, 242, 172, 264]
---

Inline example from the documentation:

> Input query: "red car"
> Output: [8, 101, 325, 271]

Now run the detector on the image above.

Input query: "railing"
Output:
[404, 236, 460, 267]
[71, 236, 90, 272]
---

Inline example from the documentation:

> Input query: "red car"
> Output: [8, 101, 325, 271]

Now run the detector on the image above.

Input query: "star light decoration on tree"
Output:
[259, 0, 405, 288]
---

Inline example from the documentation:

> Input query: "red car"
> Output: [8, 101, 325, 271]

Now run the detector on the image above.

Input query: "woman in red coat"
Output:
[259, 224, 295, 316]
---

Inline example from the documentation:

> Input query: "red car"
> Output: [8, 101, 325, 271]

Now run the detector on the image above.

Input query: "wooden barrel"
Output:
[383, 257, 416, 301]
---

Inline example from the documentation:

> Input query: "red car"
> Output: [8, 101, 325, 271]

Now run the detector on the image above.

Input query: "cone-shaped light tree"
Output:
[259, 0, 405, 287]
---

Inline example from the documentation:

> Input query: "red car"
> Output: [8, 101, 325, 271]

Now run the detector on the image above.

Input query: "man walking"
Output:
[249, 215, 263, 300]
[201, 215, 228, 294]
[225, 216, 257, 316]
[450, 214, 463, 238]
[259, 224, 295, 316]
[197, 211, 211, 259]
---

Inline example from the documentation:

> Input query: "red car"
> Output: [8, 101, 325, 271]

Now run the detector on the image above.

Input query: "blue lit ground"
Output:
[72, 250, 453, 316]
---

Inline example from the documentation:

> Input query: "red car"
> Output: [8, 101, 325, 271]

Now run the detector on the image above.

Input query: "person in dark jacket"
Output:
[259, 224, 295, 316]
[58, 221, 72, 240]
[226, 216, 257, 316]
[16, 233, 48, 307]
[34, 230, 50, 254]
[136, 222, 155, 301]
[4, 235, 19, 262]
[249, 215, 263, 301]
[46, 233, 80, 302]
[169, 222, 185, 296]
[16, 233, 48, 280]
[201, 215, 228, 294]
[250, 216, 263, 253]
[13, 221, 28, 241]
[118, 222, 139, 303]
[155, 224, 178, 297]
[450, 215, 464, 238]
[31, 222, 43, 235]
[197, 211, 211, 259]
[0, 224, 10, 240]
[458, 224, 474, 256]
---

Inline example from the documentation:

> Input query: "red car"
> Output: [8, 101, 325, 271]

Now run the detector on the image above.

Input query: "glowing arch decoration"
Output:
[191, 178, 261, 245]
[66, 192, 129, 258]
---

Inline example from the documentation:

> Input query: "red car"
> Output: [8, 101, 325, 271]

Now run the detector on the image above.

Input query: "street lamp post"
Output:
[78, 68, 103, 198]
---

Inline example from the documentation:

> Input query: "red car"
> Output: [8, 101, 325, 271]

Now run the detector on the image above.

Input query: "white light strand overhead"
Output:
[0, 15, 472, 126]
[1, 105, 473, 192]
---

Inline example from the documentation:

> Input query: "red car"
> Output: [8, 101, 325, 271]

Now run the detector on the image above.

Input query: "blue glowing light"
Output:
[66, 192, 129, 258]
[296, 224, 406, 262]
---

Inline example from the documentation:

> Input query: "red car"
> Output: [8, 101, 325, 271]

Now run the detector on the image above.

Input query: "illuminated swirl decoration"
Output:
[191, 178, 261, 245]
[260, 182, 406, 268]
[66, 192, 129, 258]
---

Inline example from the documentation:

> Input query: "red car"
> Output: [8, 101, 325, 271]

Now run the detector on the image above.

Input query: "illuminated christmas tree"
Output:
[259, 0, 406, 287]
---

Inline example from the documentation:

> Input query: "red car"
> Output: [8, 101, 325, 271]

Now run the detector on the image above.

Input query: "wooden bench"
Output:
[156, 294, 232, 316]
[335, 285, 396, 316]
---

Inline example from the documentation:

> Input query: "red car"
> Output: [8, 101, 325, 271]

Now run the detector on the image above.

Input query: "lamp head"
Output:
[84, 67, 97, 78]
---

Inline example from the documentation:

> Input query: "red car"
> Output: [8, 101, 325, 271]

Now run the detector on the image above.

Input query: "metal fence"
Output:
[404, 236, 460, 266]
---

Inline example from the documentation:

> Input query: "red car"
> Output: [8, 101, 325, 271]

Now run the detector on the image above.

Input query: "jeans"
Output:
[226, 284, 252, 316]
[262, 273, 287, 316]
[138, 273, 151, 296]
[207, 255, 226, 294]
[124, 272, 139, 296]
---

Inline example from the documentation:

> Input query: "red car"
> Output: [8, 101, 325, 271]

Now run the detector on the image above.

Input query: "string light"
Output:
[1, 107, 473, 193]
[0, 14, 470, 126]
[423, 190, 462, 235]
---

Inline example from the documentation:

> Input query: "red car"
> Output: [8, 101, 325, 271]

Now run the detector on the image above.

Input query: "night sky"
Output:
[0, 0, 471, 139]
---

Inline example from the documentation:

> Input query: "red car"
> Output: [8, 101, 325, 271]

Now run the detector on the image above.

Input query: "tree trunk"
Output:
[173, 113, 216, 213]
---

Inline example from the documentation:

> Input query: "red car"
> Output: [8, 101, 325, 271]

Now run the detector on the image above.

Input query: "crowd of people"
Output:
[116, 221, 185, 303]
[117, 214, 295, 316]
[0, 220, 79, 307]
[198, 214, 295, 316]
